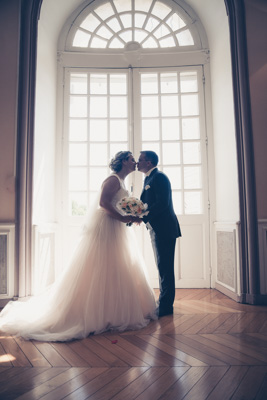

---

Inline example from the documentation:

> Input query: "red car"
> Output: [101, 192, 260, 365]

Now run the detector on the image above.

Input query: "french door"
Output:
[62, 65, 210, 288]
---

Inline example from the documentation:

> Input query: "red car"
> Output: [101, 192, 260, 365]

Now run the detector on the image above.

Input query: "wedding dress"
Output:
[0, 174, 157, 341]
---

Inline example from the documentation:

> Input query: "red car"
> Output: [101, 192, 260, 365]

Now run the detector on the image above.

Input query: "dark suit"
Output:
[141, 168, 181, 315]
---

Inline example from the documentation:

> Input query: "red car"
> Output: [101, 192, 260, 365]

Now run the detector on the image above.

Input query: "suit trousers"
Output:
[149, 228, 176, 312]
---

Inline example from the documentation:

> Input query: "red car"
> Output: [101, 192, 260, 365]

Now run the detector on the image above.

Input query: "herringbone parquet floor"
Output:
[0, 289, 267, 399]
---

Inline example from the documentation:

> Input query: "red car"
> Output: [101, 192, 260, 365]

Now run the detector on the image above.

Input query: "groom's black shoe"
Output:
[156, 306, 173, 318]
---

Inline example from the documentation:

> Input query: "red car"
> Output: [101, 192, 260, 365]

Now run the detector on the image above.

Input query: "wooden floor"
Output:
[1, 289, 267, 399]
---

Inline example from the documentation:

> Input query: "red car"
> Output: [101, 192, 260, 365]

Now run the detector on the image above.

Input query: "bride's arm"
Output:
[99, 176, 133, 223]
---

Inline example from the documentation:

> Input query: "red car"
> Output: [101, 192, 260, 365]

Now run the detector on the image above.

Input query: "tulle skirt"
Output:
[0, 208, 157, 341]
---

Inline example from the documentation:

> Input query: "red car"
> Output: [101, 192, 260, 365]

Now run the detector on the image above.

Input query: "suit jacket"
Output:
[141, 168, 181, 238]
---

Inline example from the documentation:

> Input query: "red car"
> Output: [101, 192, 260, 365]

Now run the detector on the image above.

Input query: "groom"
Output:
[137, 151, 181, 317]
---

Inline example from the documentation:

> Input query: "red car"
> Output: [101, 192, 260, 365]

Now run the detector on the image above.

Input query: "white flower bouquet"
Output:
[117, 197, 149, 217]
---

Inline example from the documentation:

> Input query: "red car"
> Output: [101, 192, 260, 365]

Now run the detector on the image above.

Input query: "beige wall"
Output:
[0, 0, 20, 221]
[245, 0, 267, 219]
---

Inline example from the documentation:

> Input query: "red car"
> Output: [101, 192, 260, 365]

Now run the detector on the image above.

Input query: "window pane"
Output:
[134, 29, 148, 42]
[172, 191, 182, 215]
[90, 97, 107, 117]
[180, 71, 198, 92]
[176, 29, 194, 46]
[109, 37, 124, 48]
[110, 74, 127, 94]
[69, 168, 87, 191]
[160, 73, 178, 94]
[159, 36, 176, 48]
[181, 94, 199, 116]
[163, 166, 181, 189]
[89, 143, 108, 165]
[120, 15, 132, 29]
[70, 193, 87, 216]
[69, 144, 87, 166]
[184, 166, 201, 189]
[166, 13, 186, 30]
[91, 37, 107, 48]
[110, 120, 128, 141]
[145, 17, 160, 32]
[89, 167, 108, 191]
[90, 74, 107, 94]
[107, 17, 121, 32]
[141, 96, 159, 117]
[69, 120, 87, 141]
[70, 74, 87, 94]
[162, 118, 179, 140]
[141, 74, 158, 94]
[142, 142, 160, 156]
[183, 142, 201, 164]
[80, 14, 100, 32]
[182, 118, 200, 139]
[184, 192, 202, 214]
[162, 142, 180, 164]
[114, 0, 131, 12]
[96, 26, 113, 39]
[110, 96, 127, 118]
[73, 30, 91, 47]
[70, 96, 87, 117]
[135, 0, 153, 12]
[135, 13, 146, 28]
[161, 95, 179, 116]
[142, 119, 159, 141]
[152, 2, 171, 19]
[154, 25, 171, 39]
[90, 120, 107, 141]
[94, 3, 114, 20]
[142, 36, 158, 48]
[110, 143, 128, 159]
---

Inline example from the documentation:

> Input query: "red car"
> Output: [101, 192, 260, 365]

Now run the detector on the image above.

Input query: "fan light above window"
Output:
[72, 0, 194, 49]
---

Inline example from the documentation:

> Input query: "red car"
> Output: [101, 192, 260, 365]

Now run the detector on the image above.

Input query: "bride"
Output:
[0, 151, 157, 341]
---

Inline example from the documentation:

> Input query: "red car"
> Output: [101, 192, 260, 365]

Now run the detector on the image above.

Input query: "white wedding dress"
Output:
[0, 175, 157, 341]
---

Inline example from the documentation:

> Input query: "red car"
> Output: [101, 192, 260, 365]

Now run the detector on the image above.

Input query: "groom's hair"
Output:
[141, 151, 159, 166]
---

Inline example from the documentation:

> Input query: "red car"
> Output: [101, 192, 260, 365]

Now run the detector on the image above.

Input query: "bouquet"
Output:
[117, 197, 149, 218]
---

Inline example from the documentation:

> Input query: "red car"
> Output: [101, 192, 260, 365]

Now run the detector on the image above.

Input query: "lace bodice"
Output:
[111, 174, 129, 212]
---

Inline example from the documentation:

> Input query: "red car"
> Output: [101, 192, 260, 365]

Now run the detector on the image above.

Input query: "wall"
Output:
[0, 0, 20, 222]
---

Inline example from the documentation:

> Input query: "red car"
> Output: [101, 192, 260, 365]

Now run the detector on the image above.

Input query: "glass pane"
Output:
[114, 0, 131, 12]
[69, 168, 87, 191]
[154, 25, 171, 39]
[110, 74, 127, 94]
[142, 142, 160, 157]
[109, 37, 124, 48]
[142, 37, 158, 48]
[135, 13, 146, 28]
[142, 119, 159, 141]
[162, 142, 180, 165]
[162, 118, 179, 140]
[73, 30, 91, 47]
[180, 71, 198, 92]
[160, 73, 178, 94]
[161, 95, 179, 116]
[134, 29, 148, 42]
[69, 119, 87, 141]
[184, 191, 202, 214]
[107, 17, 121, 32]
[182, 118, 200, 139]
[89, 167, 108, 191]
[141, 74, 158, 94]
[94, 3, 114, 20]
[70, 74, 87, 94]
[152, 2, 171, 19]
[145, 17, 160, 32]
[70, 96, 87, 117]
[90, 97, 107, 117]
[90, 120, 107, 141]
[141, 96, 159, 117]
[69, 144, 87, 166]
[70, 193, 87, 216]
[181, 94, 199, 116]
[80, 14, 101, 32]
[110, 120, 128, 141]
[184, 166, 201, 189]
[90, 74, 107, 94]
[166, 13, 186, 31]
[183, 142, 201, 164]
[135, 0, 152, 12]
[163, 166, 181, 189]
[90, 143, 108, 165]
[172, 191, 182, 215]
[96, 26, 113, 39]
[110, 143, 128, 159]
[176, 29, 194, 46]
[91, 37, 107, 48]
[159, 36, 176, 48]
[110, 96, 127, 118]
[120, 14, 132, 29]
[119, 30, 132, 42]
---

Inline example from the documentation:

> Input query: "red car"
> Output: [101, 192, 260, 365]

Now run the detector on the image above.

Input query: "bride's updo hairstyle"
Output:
[109, 151, 132, 173]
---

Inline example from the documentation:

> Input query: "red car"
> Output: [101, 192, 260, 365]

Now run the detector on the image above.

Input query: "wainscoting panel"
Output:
[258, 219, 267, 294]
[0, 224, 15, 301]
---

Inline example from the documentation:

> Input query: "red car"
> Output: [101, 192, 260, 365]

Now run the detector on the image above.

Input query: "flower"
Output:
[117, 197, 149, 217]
